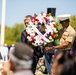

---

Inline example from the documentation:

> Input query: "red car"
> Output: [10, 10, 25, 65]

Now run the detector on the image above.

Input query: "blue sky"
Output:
[0, 0, 76, 27]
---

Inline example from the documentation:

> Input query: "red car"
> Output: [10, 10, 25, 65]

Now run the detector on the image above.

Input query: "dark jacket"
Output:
[21, 30, 44, 57]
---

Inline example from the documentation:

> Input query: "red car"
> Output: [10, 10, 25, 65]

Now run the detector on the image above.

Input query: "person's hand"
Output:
[31, 49, 34, 53]
[2, 60, 11, 75]
[45, 47, 52, 50]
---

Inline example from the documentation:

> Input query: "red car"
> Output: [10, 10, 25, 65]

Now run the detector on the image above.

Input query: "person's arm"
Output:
[45, 41, 70, 50]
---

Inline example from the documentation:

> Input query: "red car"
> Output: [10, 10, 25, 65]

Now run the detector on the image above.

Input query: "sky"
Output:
[0, 0, 76, 27]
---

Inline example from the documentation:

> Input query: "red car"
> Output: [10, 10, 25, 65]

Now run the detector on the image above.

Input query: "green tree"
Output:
[4, 23, 24, 45]
[70, 15, 76, 30]
[5, 26, 13, 40]
[12, 23, 24, 42]
[5, 25, 16, 45]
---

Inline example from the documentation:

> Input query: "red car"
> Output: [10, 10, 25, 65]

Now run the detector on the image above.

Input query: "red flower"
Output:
[51, 32, 54, 38]
[31, 17, 39, 22]
[35, 33, 38, 36]
[46, 14, 49, 17]
[44, 17, 48, 22]
[42, 43, 44, 46]
[53, 24, 56, 28]
[51, 20, 54, 22]
[26, 32, 30, 36]
[41, 38, 44, 41]
[32, 37, 36, 41]
[38, 21, 41, 25]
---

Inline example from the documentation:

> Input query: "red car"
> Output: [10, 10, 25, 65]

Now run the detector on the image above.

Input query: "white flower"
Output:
[27, 36, 31, 41]
[49, 36, 52, 40]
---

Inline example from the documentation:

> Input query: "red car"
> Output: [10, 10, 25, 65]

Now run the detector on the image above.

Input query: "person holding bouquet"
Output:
[45, 14, 76, 56]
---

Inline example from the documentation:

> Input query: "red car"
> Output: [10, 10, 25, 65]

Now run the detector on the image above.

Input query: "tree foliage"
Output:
[5, 23, 24, 45]
[70, 15, 76, 30]
[12, 23, 24, 42]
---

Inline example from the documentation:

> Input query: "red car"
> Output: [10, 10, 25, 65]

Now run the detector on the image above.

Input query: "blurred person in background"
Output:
[59, 58, 76, 75]
[10, 44, 15, 52]
[2, 43, 34, 75]
[0, 44, 8, 61]
[52, 50, 73, 75]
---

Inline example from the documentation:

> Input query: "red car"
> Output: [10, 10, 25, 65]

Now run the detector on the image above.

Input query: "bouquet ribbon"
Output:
[31, 23, 50, 43]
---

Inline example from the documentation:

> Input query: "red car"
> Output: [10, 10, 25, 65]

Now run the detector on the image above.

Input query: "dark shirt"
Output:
[21, 29, 44, 57]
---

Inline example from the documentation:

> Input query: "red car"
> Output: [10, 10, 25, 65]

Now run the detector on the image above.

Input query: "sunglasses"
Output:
[60, 21, 66, 24]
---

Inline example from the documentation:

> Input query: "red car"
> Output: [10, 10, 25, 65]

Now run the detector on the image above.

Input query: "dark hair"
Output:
[56, 50, 73, 65]
[60, 59, 76, 75]
[25, 15, 32, 18]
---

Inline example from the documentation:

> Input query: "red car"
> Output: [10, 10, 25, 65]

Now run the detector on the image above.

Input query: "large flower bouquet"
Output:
[26, 13, 58, 47]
